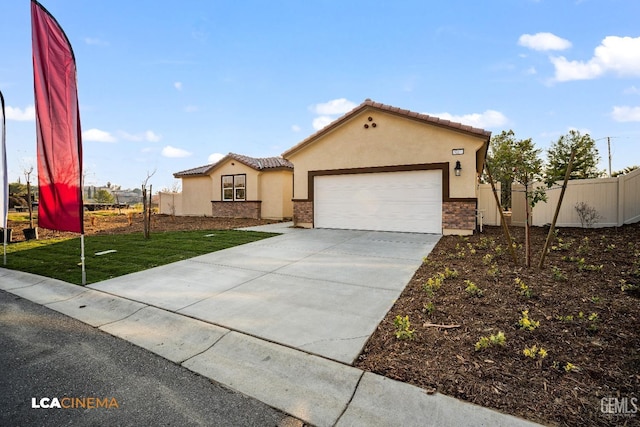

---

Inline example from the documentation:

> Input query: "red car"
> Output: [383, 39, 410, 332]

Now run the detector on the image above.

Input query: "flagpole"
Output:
[0, 90, 7, 266]
[81, 234, 86, 285]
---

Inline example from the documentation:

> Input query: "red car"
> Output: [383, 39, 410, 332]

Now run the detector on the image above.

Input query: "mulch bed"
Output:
[356, 223, 640, 427]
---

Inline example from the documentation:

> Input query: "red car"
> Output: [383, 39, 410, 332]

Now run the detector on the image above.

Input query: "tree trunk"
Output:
[27, 180, 34, 229]
[525, 181, 531, 268]
[142, 186, 149, 239]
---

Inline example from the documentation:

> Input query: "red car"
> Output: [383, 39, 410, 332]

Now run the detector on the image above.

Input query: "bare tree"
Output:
[141, 169, 156, 239]
[22, 166, 38, 239]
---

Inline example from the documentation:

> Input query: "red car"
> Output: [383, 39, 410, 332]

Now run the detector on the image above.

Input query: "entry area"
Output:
[314, 170, 442, 234]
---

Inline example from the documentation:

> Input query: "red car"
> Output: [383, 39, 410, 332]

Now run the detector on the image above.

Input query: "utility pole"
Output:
[608, 137, 612, 177]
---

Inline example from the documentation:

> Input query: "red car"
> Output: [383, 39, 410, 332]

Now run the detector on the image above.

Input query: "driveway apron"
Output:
[89, 227, 440, 364]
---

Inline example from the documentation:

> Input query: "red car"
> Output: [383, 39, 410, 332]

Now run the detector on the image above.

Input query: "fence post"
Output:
[618, 174, 625, 227]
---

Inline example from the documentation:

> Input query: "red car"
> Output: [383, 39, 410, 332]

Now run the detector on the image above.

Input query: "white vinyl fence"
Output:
[477, 183, 502, 227]
[510, 167, 640, 228]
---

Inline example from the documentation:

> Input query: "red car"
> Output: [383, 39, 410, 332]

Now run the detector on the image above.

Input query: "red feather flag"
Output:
[31, 0, 84, 234]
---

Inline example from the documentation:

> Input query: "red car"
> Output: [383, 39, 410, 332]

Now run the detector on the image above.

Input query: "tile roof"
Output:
[173, 153, 293, 177]
[226, 153, 294, 170]
[173, 164, 212, 177]
[282, 99, 492, 158]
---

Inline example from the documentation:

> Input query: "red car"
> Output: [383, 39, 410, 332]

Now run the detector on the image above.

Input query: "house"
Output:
[173, 153, 293, 220]
[281, 99, 491, 235]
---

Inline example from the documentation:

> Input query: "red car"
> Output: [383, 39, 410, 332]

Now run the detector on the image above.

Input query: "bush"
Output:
[9, 195, 28, 208]
[575, 202, 601, 228]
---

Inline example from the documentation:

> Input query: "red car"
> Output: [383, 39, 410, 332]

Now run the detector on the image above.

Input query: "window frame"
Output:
[221, 173, 247, 201]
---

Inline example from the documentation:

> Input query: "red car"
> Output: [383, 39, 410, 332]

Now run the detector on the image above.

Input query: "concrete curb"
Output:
[46, 289, 147, 327]
[100, 306, 229, 363]
[183, 331, 363, 427]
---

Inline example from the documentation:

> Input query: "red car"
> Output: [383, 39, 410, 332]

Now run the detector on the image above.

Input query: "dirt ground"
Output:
[6, 212, 279, 242]
[356, 223, 640, 427]
[6, 213, 639, 426]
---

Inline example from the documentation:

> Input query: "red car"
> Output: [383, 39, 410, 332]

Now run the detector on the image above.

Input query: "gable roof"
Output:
[282, 99, 492, 158]
[174, 152, 293, 178]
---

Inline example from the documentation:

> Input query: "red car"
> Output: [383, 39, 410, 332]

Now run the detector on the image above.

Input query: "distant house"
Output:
[172, 153, 293, 220]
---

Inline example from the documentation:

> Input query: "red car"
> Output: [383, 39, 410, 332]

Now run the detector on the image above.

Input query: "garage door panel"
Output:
[314, 171, 442, 234]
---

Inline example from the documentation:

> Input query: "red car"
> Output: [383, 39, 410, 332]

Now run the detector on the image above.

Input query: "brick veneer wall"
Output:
[293, 200, 313, 226]
[211, 201, 261, 219]
[442, 200, 476, 230]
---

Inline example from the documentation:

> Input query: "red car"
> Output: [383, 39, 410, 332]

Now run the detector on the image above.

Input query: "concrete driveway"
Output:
[89, 224, 440, 364]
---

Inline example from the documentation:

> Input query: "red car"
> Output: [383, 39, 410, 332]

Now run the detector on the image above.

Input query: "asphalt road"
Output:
[0, 289, 298, 427]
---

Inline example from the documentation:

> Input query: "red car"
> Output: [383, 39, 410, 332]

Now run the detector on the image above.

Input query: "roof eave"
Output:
[282, 100, 492, 159]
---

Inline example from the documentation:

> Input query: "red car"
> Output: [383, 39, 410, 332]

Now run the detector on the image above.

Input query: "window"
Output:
[222, 174, 246, 201]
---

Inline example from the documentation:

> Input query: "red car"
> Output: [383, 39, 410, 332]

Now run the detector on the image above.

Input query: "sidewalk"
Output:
[0, 267, 540, 427]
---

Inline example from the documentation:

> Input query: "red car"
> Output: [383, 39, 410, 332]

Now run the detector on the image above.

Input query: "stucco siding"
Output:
[259, 170, 293, 219]
[287, 109, 485, 201]
[181, 176, 214, 215]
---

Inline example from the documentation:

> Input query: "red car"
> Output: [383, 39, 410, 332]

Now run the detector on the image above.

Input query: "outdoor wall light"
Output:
[454, 160, 462, 176]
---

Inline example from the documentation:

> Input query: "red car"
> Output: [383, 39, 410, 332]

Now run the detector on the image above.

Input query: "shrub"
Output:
[523, 345, 548, 361]
[575, 202, 601, 228]
[552, 266, 567, 281]
[518, 310, 540, 331]
[464, 280, 483, 297]
[516, 278, 531, 298]
[442, 267, 459, 279]
[475, 331, 506, 351]
[393, 315, 415, 340]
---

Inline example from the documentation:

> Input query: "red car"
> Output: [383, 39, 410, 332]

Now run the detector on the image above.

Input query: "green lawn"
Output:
[1, 230, 278, 285]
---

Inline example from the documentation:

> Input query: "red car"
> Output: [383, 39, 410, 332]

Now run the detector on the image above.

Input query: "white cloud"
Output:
[83, 128, 117, 143]
[310, 98, 357, 115]
[525, 66, 537, 75]
[208, 152, 225, 163]
[184, 105, 199, 113]
[312, 116, 334, 131]
[518, 32, 572, 51]
[624, 85, 640, 95]
[84, 37, 109, 46]
[5, 105, 35, 121]
[429, 110, 508, 129]
[308, 98, 357, 131]
[291, 124, 301, 132]
[144, 130, 161, 142]
[174, 81, 183, 90]
[161, 145, 192, 158]
[551, 36, 640, 82]
[119, 130, 162, 142]
[550, 56, 603, 81]
[611, 106, 640, 122]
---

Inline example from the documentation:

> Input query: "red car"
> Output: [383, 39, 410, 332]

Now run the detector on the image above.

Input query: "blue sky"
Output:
[1, 0, 639, 191]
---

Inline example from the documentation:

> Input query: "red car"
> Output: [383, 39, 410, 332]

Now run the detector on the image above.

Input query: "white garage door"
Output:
[314, 170, 442, 234]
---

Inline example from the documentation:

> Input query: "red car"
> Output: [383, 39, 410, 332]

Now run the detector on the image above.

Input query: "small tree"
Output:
[141, 170, 156, 239]
[487, 130, 519, 209]
[612, 165, 639, 177]
[512, 137, 546, 267]
[94, 189, 115, 204]
[9, 182, 27, 196]
[23, 166, 35, 230]
[545, 130, 602, 185]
